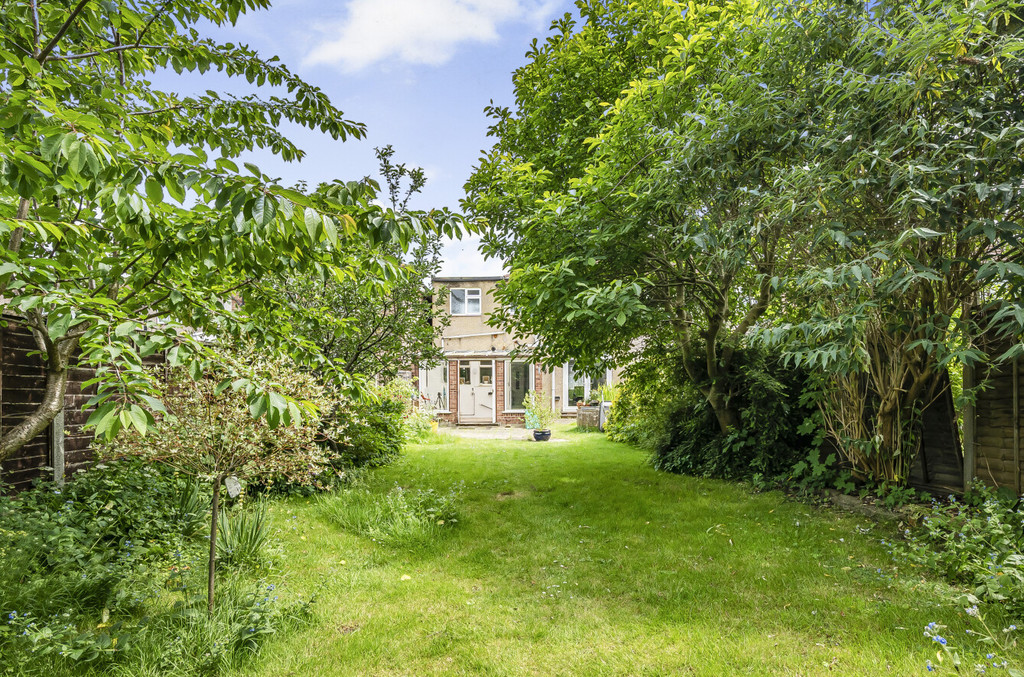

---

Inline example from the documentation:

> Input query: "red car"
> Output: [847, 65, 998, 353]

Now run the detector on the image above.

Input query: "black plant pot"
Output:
[533, 429, 552, 442]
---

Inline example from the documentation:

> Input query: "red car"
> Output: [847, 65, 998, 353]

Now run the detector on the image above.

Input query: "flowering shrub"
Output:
[98, 357, 332, 491]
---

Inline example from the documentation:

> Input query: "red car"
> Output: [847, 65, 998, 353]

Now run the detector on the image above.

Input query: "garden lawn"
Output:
[244, 425, 978, 676]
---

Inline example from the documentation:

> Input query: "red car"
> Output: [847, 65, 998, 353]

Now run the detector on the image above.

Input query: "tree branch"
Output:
[30, 0, 40, 54]
[47, 43, 167, 62]
[37, 0, 92, 61]
[0, 198, 30, 300]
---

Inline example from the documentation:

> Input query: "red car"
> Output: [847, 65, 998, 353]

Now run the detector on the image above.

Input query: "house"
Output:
[414, 276, 617, 425]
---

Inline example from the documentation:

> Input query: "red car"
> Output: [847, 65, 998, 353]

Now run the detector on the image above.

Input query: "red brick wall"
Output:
[495, 360, 505, 420]
[437, 359, 459, 425]
[434, 359, 539, 426]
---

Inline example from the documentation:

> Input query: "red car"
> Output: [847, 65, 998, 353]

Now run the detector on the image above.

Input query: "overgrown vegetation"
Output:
[900, 486, 1024, 620]
[0, 351, 419, 673]
[317, 472, 461, 547]
[467, 0, 1024, 489]
[0, 461, 314, 676]
[607, 346, 820, 481]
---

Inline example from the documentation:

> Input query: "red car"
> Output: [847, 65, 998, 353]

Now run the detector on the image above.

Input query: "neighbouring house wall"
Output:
[434, 279, 532, 355]
[429, 277, 617, 425]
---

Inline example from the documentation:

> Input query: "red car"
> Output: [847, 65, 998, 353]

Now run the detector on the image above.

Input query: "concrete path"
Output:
[442, 425, 567, 442]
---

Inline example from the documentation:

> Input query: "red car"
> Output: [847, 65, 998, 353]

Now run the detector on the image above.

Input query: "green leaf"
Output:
[138, 394, 167, 414]
[47, 313, 72, 341]
[322, 215, 339, 247]
[251, 194, 276, 228]
[248, 393, 268, 419]
[145, 177, 163, 203]
[128, 405, 150, 435]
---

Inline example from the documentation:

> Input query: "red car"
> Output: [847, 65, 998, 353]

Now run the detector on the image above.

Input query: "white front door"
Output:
[458, 360, 495, 423]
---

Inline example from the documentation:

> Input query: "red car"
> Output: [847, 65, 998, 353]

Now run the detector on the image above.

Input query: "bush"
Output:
[0, 459, 198, 670]
[898, 485, 1024, 619]
[320, 395, 406, 471]
[608, 345, 820, 481]
[99, 355, 333, 493]
[101, 357, 414, 495]
[0, 460, 206, 622]
[0, 460, 315, 675]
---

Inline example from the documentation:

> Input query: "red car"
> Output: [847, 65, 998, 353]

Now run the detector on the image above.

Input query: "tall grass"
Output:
[217, 502, 271, 568]
[316, 480, 460, 546]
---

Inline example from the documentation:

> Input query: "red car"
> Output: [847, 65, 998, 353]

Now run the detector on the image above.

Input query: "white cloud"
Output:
[303, 0, 560, 72]
[440, 236, 505, 277]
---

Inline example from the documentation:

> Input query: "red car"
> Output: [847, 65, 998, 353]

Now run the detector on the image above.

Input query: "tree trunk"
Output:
[208, 475, 222, 615]
[707, 384, 739, 433]
[0, 363, 68, 463]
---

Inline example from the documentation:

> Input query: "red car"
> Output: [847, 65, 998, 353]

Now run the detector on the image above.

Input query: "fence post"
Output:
[962, 363, 975, 492]
[1014, 357, 1020, 495]
[51, 410, 65, 487]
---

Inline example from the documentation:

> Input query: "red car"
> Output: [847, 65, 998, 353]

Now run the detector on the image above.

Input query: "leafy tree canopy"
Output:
[465, 0, 1024, 482]
[264, 146, 450, 381]
[0, 0, 468, 460]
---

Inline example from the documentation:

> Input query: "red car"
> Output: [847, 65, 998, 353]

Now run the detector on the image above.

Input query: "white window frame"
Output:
[450, 288, 482, 316]
[418, 362, 450, 413]
[562, 362, 613, 412]
[504, 359, 534, 412]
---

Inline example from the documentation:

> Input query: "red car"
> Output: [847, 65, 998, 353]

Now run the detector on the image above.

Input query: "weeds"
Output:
[317, 478, 461, 546]
[217, 502, 271, 569]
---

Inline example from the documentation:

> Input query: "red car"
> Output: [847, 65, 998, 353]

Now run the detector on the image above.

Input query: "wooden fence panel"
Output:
[0, 316, 55, 490]
[0, 314, 167, 491]
[908, 370, 964, 494]
[966, 353, 1022, 492]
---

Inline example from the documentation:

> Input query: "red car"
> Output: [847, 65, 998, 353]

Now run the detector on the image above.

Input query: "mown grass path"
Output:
[248, 427, 969, 676]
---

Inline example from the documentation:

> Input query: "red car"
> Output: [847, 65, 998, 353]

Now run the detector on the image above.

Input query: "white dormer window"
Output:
[450, 288, 482, 315]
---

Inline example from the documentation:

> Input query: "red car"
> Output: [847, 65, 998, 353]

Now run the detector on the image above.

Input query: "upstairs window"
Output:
[450, 288, 482, 315]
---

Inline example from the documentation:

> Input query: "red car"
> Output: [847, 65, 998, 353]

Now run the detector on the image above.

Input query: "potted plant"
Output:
[523, 391, 557, 441]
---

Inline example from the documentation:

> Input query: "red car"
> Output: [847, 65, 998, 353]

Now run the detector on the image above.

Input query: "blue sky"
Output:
[168, 0, 576, 276]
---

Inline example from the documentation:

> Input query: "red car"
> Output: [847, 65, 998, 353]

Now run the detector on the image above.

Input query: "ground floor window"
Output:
[419, 363, 449, 412]
[506, 360, 534, 411]
[564, 360, 610, 409]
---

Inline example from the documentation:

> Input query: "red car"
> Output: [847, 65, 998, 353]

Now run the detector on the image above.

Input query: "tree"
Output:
[467, 0, 1024, 485]
[0, 0, 465, 461]
[98, 355, 332, 613]
[465, 0, 814, 432]
[767, 0, 1024, 483]
[266, 146, 449, 381]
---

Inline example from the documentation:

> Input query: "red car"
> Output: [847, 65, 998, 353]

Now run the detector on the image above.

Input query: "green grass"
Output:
[238, 424, 983, 676]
